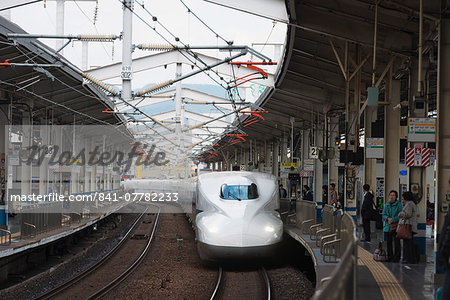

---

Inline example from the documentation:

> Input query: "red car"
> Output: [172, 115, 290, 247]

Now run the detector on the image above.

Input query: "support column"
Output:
[175, 63, 183, 153]
[0, 103, 7, 227]
[121, 0, 133, 100]
[20, 111, 31, 201]
[384, 80, 400, 196]
[265, 140, 272, 174]
[314, 125, 324, 208]
[39, 126, 49, 196]
[55, 0, 65, 52]
[302, 129, 310, 193]
[328, 116, 339, 198]
[364, 106, 377, 194]
[70, 124, 78, 195]
[273, 140, 279, 179]
[345, 112, 358, 219]
[281, 134, 288, 163]
[435, 18, 450, 276]
[409, 60, 427, 257]
[281, 135, 288, 189]
[90, 139, 96, 193]
[84, 139, 91, 194]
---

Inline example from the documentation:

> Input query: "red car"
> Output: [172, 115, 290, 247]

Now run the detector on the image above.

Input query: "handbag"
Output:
[396, 219, 412, 239]
[388, 206, 398, 232]
[389, 222, 399, 232]
[373, 242, 388, 262]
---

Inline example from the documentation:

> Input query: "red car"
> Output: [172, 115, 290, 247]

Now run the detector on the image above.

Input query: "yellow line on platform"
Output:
[358, 246, 410, 300]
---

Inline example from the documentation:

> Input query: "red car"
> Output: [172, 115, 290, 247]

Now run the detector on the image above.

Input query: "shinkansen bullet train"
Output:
[121, 171, 283, 261]
[195, 171, 283, 261]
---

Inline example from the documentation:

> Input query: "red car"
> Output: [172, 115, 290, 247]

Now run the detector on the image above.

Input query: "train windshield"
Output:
[220, 183, 259, 200]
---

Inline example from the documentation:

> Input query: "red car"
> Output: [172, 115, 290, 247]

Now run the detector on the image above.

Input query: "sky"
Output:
[7, 0, 287, 88]
[4, 0, 288, 155]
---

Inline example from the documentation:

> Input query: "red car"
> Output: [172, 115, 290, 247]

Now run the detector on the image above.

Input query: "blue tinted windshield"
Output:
[220, 184, 258, 200]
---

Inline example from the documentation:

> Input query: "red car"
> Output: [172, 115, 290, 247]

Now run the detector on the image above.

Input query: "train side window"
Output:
[248, 183, 259, 199]
[220, 184, 228, 198]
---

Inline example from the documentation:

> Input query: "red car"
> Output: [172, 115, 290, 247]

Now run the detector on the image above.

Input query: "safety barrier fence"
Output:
[294, 200, 357, 300]
[17, 189, 122, 239]
[0, 228, 11, 246]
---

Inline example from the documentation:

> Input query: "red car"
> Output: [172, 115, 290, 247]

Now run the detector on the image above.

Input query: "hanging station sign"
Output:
[366, 138, 384, 158]
[408, 118, 436, 142]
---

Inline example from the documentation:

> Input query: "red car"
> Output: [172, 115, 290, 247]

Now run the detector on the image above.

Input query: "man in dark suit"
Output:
[361, 184, 374, 242]
[303, 185, 313, 201]
[279, 184, 287, 198]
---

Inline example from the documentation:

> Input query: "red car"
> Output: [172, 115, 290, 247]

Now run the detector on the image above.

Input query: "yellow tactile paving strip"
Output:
[358, 246, 410, 300]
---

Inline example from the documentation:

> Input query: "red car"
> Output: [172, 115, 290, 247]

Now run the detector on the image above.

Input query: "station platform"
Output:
[0, 201, 128, 259]
[285, 223, 439, 300]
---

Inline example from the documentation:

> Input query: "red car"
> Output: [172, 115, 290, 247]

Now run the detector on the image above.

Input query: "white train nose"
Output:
[196, 212, 283, 247]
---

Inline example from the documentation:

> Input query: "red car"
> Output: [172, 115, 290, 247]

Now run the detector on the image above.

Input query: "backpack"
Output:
[373, 242, 387, 262]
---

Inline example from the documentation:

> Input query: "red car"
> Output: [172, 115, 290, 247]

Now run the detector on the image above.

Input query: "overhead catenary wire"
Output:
[131, 0, 230, 90]
[73, 0, 113, 59]
[4, 43, 174, 148]
[178, 0, 230, 45]
[0, 0, 42, 11]
[0, 79, 115, 126]
[26, 38, 180, 145]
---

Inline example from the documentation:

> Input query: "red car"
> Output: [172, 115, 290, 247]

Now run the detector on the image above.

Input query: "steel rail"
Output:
[210, 266, 271, 300]
[261, 267, 271, 300]
[34, 205, 150, 300]
[209, 266, 223, 300]
[86, 204, 161, 299]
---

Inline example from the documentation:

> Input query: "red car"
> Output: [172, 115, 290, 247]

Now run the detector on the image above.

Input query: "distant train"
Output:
[195, 171, 283, 261]
[121, 171, 283, 261]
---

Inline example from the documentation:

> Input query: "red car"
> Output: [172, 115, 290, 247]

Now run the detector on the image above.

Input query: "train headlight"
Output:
[208, 226, 218, 233]
[264, 225, 275, 233]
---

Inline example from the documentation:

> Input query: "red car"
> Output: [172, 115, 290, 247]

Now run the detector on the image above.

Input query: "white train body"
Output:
[196, 171, 283, 261]
[121, 171, 283, 261]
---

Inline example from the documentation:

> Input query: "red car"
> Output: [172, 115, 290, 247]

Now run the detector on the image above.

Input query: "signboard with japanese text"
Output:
[408, 118, 436, 142]
[366, 138, 384, 158]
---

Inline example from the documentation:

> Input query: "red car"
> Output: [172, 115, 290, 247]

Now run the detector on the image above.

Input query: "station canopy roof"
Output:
[206, 0, 441, 157]
[0, 16, 125, 126]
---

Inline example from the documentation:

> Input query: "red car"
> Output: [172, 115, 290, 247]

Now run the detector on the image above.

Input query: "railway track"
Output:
[34, 204, 161, 300]
[210, 266, 271, 300]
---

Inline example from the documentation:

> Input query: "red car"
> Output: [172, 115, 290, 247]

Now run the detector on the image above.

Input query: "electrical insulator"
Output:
[136, 44, 174, 51]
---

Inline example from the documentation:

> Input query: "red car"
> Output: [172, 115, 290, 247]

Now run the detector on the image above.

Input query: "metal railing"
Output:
[312, 234, 357, 300]
[314, 212, 357, 299]
[0, 228, 12, 245]
[22, 222, 37, 238]
[296, 200, 317, 234]
[293, 201, 357, 300]
[16, 189, 123, 239]
[310, 205, 335, 241]
[280, 198, 293, 223]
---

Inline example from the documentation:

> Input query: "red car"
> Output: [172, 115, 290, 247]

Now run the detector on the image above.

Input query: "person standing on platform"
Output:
[329, 183, 338, 207]
[382, 190, 402, 262]
[438, 210, 450, 300]
[398, 191, 418, 264]
[361, 184, 374, 242]
[279, 184, 287, 199]
[303, 185, 313, 201]
[322, 185, 328, 205]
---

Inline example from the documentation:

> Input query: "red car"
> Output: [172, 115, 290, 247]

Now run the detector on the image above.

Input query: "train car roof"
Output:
[198, 171, 276, 182]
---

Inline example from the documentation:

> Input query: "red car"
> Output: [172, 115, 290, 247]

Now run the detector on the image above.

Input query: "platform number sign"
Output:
[309, 147, 319, 159]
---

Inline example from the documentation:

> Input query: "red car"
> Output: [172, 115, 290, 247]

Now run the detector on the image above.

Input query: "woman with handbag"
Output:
[382, 190, 402, 262]
[398, 191, 418, 264]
